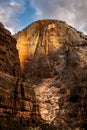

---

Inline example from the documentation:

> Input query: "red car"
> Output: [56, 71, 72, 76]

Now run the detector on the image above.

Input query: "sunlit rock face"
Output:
[15, 20, 87, 129]
[15, 20, 82, 70]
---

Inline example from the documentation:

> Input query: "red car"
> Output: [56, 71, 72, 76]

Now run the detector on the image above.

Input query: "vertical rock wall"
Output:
[0, 23, 42, 129]
[0, 23, 20, 76]
[15, 20, 87, 130]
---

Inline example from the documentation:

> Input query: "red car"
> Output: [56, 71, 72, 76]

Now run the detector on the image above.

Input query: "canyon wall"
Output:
[0, 23, 42, 130]
[0, 20, 87, 130]
[15, 20, 87, 130]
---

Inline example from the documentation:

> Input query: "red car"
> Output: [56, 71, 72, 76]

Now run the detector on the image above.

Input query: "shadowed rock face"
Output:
[0, 20, 87, 130]
[0, 23, 20, 76]
[0, 23, 42, 129]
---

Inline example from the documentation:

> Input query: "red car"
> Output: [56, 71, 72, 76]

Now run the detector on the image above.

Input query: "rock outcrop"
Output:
[0, 20, 87, 130]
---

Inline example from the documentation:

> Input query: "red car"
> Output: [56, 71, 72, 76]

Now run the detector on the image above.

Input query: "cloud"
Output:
[0, 0, 25, 34]
[30, 0, 87, 34]
[0, 0, 87, 34]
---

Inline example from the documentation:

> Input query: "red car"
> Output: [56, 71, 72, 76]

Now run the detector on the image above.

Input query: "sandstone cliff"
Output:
[14, 20, 87, 130]
[0, 20, 87, 130]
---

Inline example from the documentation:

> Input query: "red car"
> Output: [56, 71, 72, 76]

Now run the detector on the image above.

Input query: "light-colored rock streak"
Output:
[17, 32, 40, 69]
[34, 78, 60, 123]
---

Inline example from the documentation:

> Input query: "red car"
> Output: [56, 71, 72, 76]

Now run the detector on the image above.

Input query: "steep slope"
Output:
[14, 20, 87, 130]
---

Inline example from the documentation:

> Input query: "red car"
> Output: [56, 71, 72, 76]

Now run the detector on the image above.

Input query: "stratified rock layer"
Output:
[0, 23, 20, 76]
[0, 24, 42, 129]
[0, 72, 40, 122]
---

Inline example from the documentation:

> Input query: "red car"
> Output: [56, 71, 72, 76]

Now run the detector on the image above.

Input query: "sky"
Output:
[0, 0, 87, 34]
